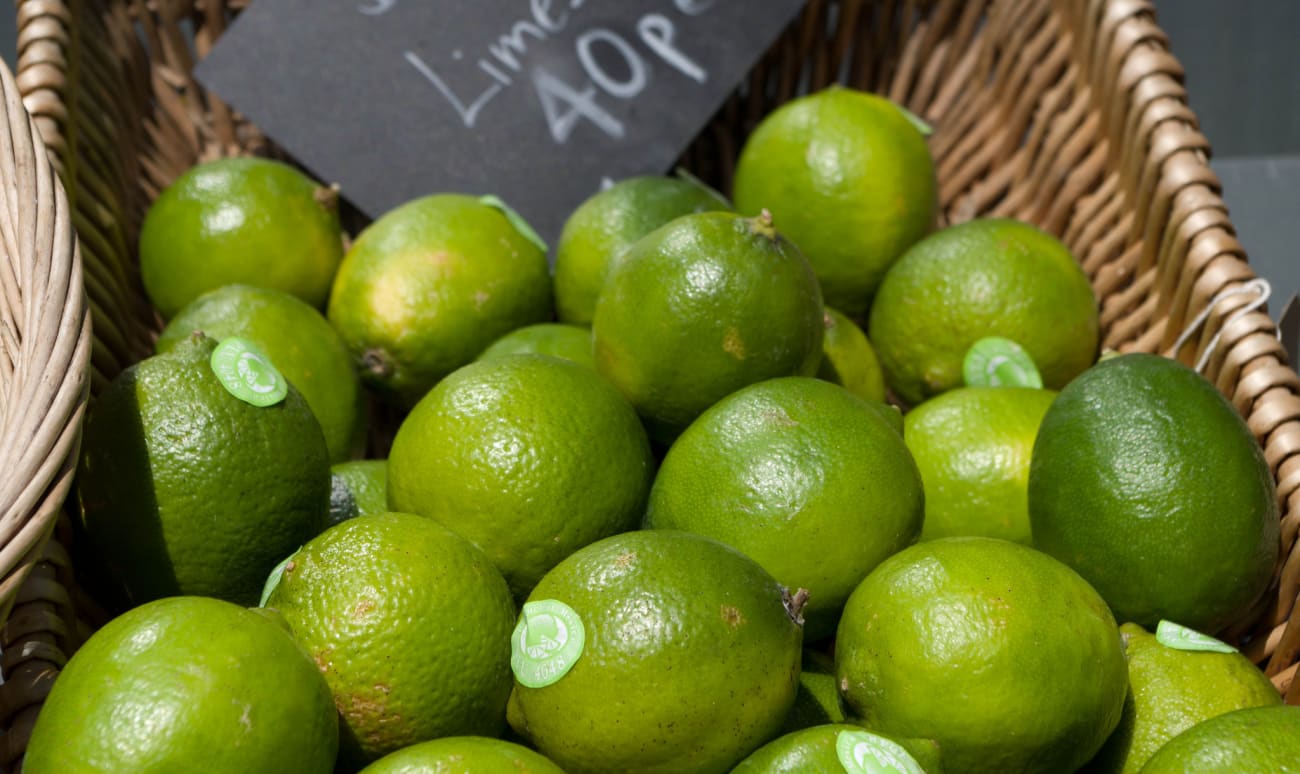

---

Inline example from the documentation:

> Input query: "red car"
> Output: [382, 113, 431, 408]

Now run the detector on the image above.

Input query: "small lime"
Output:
[592, 210, 824, 441]
[554, 174, 731, 325]
[836, 537, 1128, 773]
[327, 194, 552, 407]
[732, 86, 937, 318]
[327, 460, 388, 527]
[358, 736, 564, 773]
[476, 323, 594, 369]
[139, 157, 343, 318]
[817, 307, 888, 403]
[24, 596, 338, 773]
[1138, 706, 1300, 773]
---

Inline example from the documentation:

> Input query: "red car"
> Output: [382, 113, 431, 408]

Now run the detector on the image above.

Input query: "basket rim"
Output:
[0, 33, 92, 658]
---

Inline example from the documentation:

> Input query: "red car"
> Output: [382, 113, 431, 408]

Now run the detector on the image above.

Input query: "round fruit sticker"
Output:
[210, 337, 288, 407]
[835, 729, 925, 774]
[258, 550, 298, 608]
[1155, 619, 1237, 654]
[479, 194, 548, 254]
[963, 336, 1043, 389]
[511, 599, 585, 688]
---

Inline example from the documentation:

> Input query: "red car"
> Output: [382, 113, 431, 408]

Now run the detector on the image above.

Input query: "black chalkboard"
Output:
[195, 0, 807, 245]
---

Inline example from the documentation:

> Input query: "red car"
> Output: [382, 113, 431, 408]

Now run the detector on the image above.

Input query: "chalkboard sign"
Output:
[195, 0, 807, 245]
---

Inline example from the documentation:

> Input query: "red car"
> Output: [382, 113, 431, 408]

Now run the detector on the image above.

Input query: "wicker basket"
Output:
[0, 46, 92, 771]
[7, 0, 1300, 766]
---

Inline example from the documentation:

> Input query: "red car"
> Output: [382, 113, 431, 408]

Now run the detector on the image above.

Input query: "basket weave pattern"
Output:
[0, 43, 90, 769]
[6, 0, 1300, 766]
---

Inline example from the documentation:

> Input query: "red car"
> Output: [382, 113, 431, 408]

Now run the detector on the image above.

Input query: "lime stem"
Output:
[750, 209, 778, 240]
[361, 349, 394, 379]
[314, 183, 341, 214]
[783, 587, 810, 626]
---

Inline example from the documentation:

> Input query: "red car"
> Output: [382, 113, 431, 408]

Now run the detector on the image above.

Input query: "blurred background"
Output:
[0, 2, 1295, 325]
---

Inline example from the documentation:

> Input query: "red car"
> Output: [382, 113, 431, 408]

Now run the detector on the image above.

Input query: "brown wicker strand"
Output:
[0, 48, 90, 769]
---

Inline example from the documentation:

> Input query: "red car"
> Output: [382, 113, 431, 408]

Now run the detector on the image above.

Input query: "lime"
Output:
[868, 218, 1099, 405]
[327, 194, 552, 407]
[24, 597, 337, 773]
[139, 157, 343, 319]
[265, 512, 517, 768]
[475, 323, 594, 368]
[645, 377, 923, 640]
[327, 459, 388, 527]
[1028, 352, 1279, 633]
[731, 724, 943, 774]
[156, 284, 365, 462]
[817, 307, 888, 402]
[388, 355, 653, 598]
[1138, 706, 1300, 773]
[358, 736, 564, 773]
[1084, 622, 1282, 773]
[592, 210, 823, 441]
[732, 86, 937, 318]
[836, 537, 1128, 773]
[903, 386, 1057, 544]
[507, 530, 803, 773]
[77, 333, 329, 607]
[779, 650, 850, 734]
[554, 174, 731, 324]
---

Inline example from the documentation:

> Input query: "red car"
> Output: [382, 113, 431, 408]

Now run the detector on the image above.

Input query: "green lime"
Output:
[388, 355, 653, 598]
[554, 174, 731, 325]
[836, 537, 1128, 773]
[358, 736, 564, 773]
[868, 218, 1099, 405]
[1028, 352, 1279, 633]
[156, 284, 366, 462]
[77, 333, 329, 607]
[476, 323, 595, 368]
[592, 210, 824, 441]
[265, 512, 517, 768]
[731, 724, 943, 774]
[327, 194, 552, 407]
[645, 377, 923, 641]
[732, 86, 937, 318]
[779, 651, 851, 734]
[817, 307, 888, 402]
[139, 157, 343, 319]
[1138, 706, 1300, 773]
[903, 386, 1057, 544]
[327, 459, 388, 527]
[24, 597, 337, 773]
[506, 530, 804, 773]
[1084, 622, 1282, 773]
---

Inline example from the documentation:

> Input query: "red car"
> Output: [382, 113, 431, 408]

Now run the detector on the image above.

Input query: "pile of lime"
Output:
[31, 86, 1287, 774]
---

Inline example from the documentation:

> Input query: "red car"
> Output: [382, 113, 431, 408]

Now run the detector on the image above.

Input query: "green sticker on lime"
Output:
[674, 166, 728, 202]
[511, 599, 585, 688]
[258, 550, 298, 608]
[479, 194, 548, 254]
[962, 337, 1043, 389]
[1155, 620, 1237, 654]
[836, 730, 926, 774]
[210, 337, 288, 407]
[897, 105, 933, 137]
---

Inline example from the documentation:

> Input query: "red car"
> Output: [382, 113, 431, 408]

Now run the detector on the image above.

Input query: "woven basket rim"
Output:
[0, 30, 92, 697]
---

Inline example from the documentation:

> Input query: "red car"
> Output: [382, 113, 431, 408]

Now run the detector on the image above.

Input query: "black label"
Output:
[195, 0, 806, 244]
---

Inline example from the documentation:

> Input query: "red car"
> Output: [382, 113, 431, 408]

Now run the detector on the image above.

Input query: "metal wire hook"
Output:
[1169, 278, 1274, 374]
